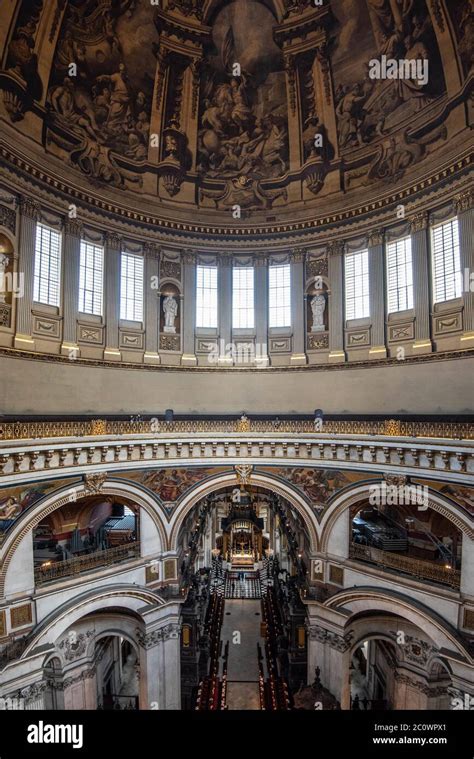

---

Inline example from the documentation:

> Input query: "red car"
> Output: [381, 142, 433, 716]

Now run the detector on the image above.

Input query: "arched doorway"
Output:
[96, 635, 139, 711]
[176, 483, 312, 710]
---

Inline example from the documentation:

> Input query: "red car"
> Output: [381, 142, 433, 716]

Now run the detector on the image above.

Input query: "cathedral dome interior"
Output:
[0, 0, 472, 742]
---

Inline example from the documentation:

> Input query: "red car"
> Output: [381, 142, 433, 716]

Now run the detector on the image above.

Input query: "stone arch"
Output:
[319, 480, 474, 554]
[325, 587, 473, 667]
[0, 477, 169, 597]
[168, 469, 320, 552]
[23, 584, 163, 658]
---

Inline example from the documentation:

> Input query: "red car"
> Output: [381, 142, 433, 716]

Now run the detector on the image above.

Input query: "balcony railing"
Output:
[349, 542, 461, 590]
[0, 417, 473, 440]
[34, 542, 140, 586]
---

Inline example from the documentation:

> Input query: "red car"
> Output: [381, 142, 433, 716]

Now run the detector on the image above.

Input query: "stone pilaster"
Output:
[254, 255, 269, 368]
[290, 249, 307, 365]
[218, 252, 233, 366]
[60, 219, 83, 357]
[410, 212, 433, 353]
[103, 232, 122, 362]
[368, 229, 387, 358]
[455, 190, 474, 347]
[181, 250, 197, 366]
[144, 243, 160, 364]
[14, 197, 40, 350]
[328, 241, 345, 363]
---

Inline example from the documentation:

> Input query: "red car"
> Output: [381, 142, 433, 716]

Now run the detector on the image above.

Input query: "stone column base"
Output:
[328, 350, 345, 363]
[368, 345, 387, 359]
[460, 331, 474, 348]
[181, 353, 197, 366]
[103, 347, 122, 362]
[412, 339, 433, 354]
[290, 353, 307, 366]
[60, 342, 80, 358]
[144, 351, 161, 365]
[14, 334, 35, 351]
[217, 355, 233, 366]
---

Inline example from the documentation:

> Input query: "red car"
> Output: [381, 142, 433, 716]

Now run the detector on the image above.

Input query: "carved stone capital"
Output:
[327, 240, 345, 257]
[137, 624, 180, 648]
[83, 472, 108, 495]
[290, 248, 306, 263]
[253, 254, 268, 267]
[19, 196, 40, 221]
[144, 242, 161, 259]
[368, 229, 384, 247]
[63, 219, 83, 238]
[454, 189, 473, 215]
[105, 232, 122, 250]
[182, 249, 195, 265]
[409, 211, 429, 233]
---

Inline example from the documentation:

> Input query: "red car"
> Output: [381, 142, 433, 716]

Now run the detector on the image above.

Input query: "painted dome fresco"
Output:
[0, 0, 472, 239]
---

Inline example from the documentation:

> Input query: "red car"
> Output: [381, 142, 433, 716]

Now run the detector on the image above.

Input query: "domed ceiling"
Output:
[0, 0, 472, 235]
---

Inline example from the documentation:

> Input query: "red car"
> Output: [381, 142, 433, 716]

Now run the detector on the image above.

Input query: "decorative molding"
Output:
[307, 333, 329, 350]
[290, 248, 306, 263]
[430, 1, 445, 32]
[83, 472, 108, 494]
[10, 603, 32, 629]
[144, 242, 160, 259]
[0, 205, 16, 234]
[306, 257, 328, 279]
[160, 259, 181, 280]
[160, 334, 181, 351]
[58, 630, 93, 661]
[136, 623, 180, 649]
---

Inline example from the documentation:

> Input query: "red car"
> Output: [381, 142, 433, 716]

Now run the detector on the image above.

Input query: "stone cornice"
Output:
[0, 144, 471, 250]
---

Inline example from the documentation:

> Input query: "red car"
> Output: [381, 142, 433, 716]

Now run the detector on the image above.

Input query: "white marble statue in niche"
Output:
[163, 294, 178, 333]
[311, 293, 326, 332]
[0, 253, 10, 303]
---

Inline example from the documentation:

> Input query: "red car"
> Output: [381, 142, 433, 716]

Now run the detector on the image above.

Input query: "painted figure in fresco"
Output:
[96, 63, 132, 131]
[336, 84, 367, 147]
[50, 78, 99, 140]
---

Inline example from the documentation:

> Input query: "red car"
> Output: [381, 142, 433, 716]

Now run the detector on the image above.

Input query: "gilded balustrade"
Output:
[0, 418, 472, 440]
[349, 542, 461, 589]
[34, 542, 140, 586]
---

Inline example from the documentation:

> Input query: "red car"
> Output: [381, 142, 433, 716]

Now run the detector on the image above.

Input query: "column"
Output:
[139, 620, 181, 710]
[410, 211, 433, 353]
[290, 249, 307, 366]
[60, 219, 82, 357]
[368, 229, 387, 358]
[103, 232, 122, 362]
[181, 250, 197, 366]
[143, 243, 160, 364]
[456, 190, 474, 348]
[254, 255, 269, 368]
[328, 241, 345, 363]
[218, 252, 233, 366]
[14, 197, 40, 350]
